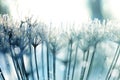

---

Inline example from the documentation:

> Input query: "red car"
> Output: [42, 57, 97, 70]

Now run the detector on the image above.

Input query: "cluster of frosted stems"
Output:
[0, 14, 120, 80]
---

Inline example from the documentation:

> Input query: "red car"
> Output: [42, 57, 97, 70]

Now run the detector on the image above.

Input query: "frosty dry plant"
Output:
[0, 14, 120, 80]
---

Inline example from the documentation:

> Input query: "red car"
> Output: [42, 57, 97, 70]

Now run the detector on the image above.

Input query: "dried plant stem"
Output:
[29, 54, 34, 80]
[46, 43, 50, 80]
[29, 43, 34, 80]
[53, 56, 56, 80]
[67, 40, 73, 80]
[12, 48, 25, 80]
[13, 48, 27, 80]
[64, 42, 72, 80]
[21, 56, 28, 80]
[52, 47, 56, 80]
[79, 51, 86, 80]
[71, 44, 79, 80]
[63, 61, 68, 80]
[79, 49, 89, 80]
[15, 58, 23, 80]
[105, 45, 120, 80]
[9, 45, 20, 80]
[86, 44, 97, 80]
[28, 26, 34, 80]
[34, 47, 39, 80]
[41, 42, 45, 80]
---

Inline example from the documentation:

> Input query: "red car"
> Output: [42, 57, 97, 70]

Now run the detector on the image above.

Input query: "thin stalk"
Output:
[79, 49, 90, 80]
[18, 39, 28, 80]
[13, 47, 26, 80]
[13, 48, 24, 80]
[63, 61, 68, 80]
[79, 51, 86, 80]
[9, 45, 20, 80]
[8, 32, 21, 80]
[71, 44, 79, 80]
[29, 43, 34, 80]
[53, 46, 56, 80]
[28, 26, 34, 80]
[64, 42, 71, 80]
[21, 56, 28, 80]
[34, 46, 39, 80]
[46, 43, 50, 80]
[86, 44, 97, 80]
[67, 40, 73, 80]
[85, 50, 90, 65]
[105, 45, 119, 80]
[16, 59, 23, 80]
[0, 68, 5, 80]
[41, 42, 45, 80]
[105, 45, 120, 80]
[30, 53, 34, 80]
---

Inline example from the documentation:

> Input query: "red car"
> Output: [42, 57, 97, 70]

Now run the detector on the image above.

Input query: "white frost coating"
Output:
[0, 15, 120, 80]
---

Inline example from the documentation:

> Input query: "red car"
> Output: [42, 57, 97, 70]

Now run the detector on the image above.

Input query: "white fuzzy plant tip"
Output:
[1, 14, 120, 80]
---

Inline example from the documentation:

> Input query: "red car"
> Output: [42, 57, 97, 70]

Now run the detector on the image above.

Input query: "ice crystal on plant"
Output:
[0, 15, 120, 80]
